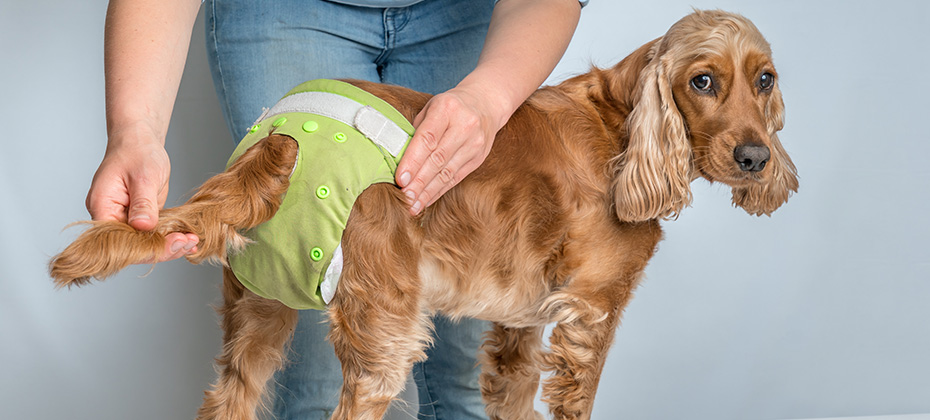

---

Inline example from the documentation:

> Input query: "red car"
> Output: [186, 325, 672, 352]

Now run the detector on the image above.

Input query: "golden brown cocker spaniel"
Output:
[50, 10, 797, 420]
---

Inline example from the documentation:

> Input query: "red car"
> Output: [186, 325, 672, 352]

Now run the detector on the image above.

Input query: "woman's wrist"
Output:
[458, 0, 581, 128]
[450, 75, 517, 132]
[104, 119, 167, 153]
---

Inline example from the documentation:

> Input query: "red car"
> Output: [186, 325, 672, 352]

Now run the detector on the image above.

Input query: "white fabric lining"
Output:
[321, 244, 343, 305]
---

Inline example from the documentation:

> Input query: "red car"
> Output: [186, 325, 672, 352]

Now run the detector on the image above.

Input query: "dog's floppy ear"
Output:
[612, 44, 692, 222]
[731, 78, 798, 215]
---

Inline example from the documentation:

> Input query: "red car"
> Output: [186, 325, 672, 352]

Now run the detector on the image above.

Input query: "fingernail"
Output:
[170, 241, 183, 253]
[411, 201, 422, 214]
[183, 241, 197, 252]
[404, 190, 416, 203]
[399, 172, 411, 187]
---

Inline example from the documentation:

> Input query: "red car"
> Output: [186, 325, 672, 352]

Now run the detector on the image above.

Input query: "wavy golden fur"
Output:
[50, 10, 796, 420]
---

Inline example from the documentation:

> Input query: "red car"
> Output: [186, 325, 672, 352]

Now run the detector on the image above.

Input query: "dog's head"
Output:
[612, 10, 798, 222]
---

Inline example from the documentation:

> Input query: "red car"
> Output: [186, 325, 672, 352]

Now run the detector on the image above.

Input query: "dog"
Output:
[50, 10, 797, 420]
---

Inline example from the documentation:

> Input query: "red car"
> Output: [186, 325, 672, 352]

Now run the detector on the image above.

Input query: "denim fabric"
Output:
[329, 0, 426, 8]
[204, 0, 493, 418]
[206, 0, 494, 141]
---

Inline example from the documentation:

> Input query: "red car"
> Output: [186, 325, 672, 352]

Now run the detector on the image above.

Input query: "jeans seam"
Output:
[206, 0, 237, 143]
[419, 361, 440, 420]
[375, 8, 394, 70]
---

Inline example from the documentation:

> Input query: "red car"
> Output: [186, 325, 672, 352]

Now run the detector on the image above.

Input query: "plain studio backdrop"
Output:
[2, 1, 928, 419]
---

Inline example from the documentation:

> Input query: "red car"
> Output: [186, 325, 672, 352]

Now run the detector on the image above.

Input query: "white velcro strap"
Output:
[354, 106, 408, 156]
[264, 91, 409, 157]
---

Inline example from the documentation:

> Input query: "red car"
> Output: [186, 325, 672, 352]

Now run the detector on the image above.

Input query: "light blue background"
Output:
[1, 1, 927, 419]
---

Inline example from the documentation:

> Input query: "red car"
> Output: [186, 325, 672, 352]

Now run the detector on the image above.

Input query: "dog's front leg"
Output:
[479, 323, 546, 420]
[197, 267, 298, 420]
[540, 292, 624, 420]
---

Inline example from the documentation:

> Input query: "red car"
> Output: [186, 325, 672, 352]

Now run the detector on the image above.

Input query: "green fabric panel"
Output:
[224, 80, 412, 310]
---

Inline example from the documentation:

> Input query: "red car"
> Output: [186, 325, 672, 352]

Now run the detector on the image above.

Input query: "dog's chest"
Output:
[416, 257, 553, 327]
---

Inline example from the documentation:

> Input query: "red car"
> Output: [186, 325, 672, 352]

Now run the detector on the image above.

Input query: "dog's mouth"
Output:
[695, 159, 767, 187]
[724, 171, 765, 186]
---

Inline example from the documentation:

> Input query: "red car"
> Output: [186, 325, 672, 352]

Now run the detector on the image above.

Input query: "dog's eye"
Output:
[759, 72, 775, 91]
[691, 74, 713, 92]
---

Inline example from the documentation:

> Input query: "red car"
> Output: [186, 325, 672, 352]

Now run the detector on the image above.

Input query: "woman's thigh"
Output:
[381, 0, 495, 94]
[205, 0, 495, 141]
[205, 0, 384, 142]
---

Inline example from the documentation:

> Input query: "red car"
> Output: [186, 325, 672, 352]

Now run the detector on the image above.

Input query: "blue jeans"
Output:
[204, 0, 494, 418]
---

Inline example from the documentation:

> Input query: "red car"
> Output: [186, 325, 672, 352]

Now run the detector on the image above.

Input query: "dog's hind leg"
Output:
[480, 323, 546, 420]
[197, 267, 298, 420]
[326, 184, 430, 420]
[49, 135, 298, 287]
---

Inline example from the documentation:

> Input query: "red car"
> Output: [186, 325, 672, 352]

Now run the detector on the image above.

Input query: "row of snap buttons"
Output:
[248, 118, 346, 140]
[248, 117, 350, 265]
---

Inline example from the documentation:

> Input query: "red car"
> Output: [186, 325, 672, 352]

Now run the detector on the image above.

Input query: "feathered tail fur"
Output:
[49, 135, 298, 288]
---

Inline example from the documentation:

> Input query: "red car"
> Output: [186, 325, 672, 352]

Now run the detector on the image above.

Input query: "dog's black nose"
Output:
[734, 144, 770, 172]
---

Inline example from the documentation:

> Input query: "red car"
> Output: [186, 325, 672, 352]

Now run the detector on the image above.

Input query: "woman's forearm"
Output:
[457, 0, 581, 128]
[104, 0, 202, 147]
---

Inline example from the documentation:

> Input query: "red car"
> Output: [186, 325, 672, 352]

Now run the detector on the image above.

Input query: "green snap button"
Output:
[333, 132, 347, 143]
[249, 124, 261, 134]
[302, 120, 319, 133]
[272, 117, 288, 127]
[316, 185, 331, 199]
[310, 247, 324, 262]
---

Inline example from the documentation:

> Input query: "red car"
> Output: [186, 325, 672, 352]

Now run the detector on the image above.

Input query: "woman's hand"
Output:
[394, 0, 581, 215]
[396, 86, 504, 215]
[86, 128, 199, 262]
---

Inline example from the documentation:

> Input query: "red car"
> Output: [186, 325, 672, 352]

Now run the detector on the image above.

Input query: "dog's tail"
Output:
[49, 135, 298, 289]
